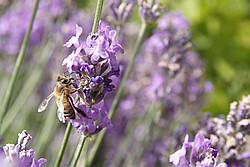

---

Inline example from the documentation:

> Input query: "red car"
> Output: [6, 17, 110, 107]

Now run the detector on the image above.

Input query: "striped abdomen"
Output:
[62, 94, 75, 119]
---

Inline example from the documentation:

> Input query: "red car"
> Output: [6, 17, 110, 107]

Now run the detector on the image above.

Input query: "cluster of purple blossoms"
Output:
[62, 22, 124, 136]
[144, 12, 213, 120]
[1, 130, 46, 167]
[197, 95, 250, 166]
[169, 133, 228, 167]
[144, 12, 192, 77]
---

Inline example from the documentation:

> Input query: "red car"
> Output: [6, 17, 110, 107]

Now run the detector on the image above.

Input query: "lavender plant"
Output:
[197, 95, 250, 166]
[169, 133, 228, 167]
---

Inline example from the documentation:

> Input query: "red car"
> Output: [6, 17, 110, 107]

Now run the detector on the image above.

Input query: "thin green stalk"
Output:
[83, 139, 90, 166]
[109, 22, 147, 119]
[116, 25, 121, 40]
[87, 22, 148, 167]
[0, 0, 40, 122]
[91, 0, 104, 34]
[69, 135, 87, 167]
[54, 122, 72, 167]
[0, 42, 52, 135]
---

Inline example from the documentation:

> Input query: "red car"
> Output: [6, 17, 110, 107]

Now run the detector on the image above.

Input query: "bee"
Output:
[38, 75, 88, 122]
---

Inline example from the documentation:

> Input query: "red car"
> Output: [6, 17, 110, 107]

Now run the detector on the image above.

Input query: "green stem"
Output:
[54, 122, 72, 167]
[69, 135, 87, 167]
[91, 0, 104, 34]
[87, 22, 148, 167]
[0, 0, 40, 122]
[109, 22, 147, 119]
[0, 42, 52, 135]
[116, 25, 121, 40]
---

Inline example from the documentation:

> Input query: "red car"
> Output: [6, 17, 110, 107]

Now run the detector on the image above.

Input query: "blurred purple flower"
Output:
[138, 0, 166, 23]
[1, 130, 46, 167]
[158, 12, 190, 31]
[198, 95, 250, 166]
[170, 133, 228, 167]
[0, 0, 64, 55]
[106, 0, 136, 26]
[100, 11, 214, 166]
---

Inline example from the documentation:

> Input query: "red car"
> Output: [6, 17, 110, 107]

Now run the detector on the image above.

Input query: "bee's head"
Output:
[57, 75, 74, 85]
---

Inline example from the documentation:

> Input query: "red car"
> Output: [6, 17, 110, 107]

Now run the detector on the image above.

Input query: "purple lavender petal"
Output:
[64, 24, 82, 48]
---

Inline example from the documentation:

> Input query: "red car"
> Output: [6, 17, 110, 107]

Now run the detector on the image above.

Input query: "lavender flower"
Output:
[198, 95, 250, 166]
[62, 22, 123, 135]
[1, 130, 46, 167]
[145, 12, 192, 77]
[106, 0, 136, 26]
[169, 133, 228, 167]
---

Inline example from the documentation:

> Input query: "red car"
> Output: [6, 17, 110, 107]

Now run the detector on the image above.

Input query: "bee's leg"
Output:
[74, 107, 91, 119]
[68, 95, 90, 119]
[70, 86, 83, 94]
[70, 88, 78, 94]
[67, 81, 73, 86]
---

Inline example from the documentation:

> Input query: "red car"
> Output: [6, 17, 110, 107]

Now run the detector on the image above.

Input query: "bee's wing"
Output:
[38, 93, 54, 112]
[56, 93, 66, 123]
[57, 109, 65, 122]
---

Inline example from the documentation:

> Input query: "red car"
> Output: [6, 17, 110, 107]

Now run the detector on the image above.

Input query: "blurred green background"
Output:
[160, 0, 250, 115]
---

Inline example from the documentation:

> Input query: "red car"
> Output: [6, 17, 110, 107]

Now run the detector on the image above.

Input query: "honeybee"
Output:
[38, 75, 88, 122]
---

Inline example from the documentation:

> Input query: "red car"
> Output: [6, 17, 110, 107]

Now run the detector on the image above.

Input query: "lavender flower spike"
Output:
[62, 22, 123, 135]
[197, 94, 250, 166]
[2, 130, 46, 167]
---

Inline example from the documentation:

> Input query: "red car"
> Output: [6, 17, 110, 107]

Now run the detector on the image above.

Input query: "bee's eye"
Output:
[60, 79, 68, 84]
